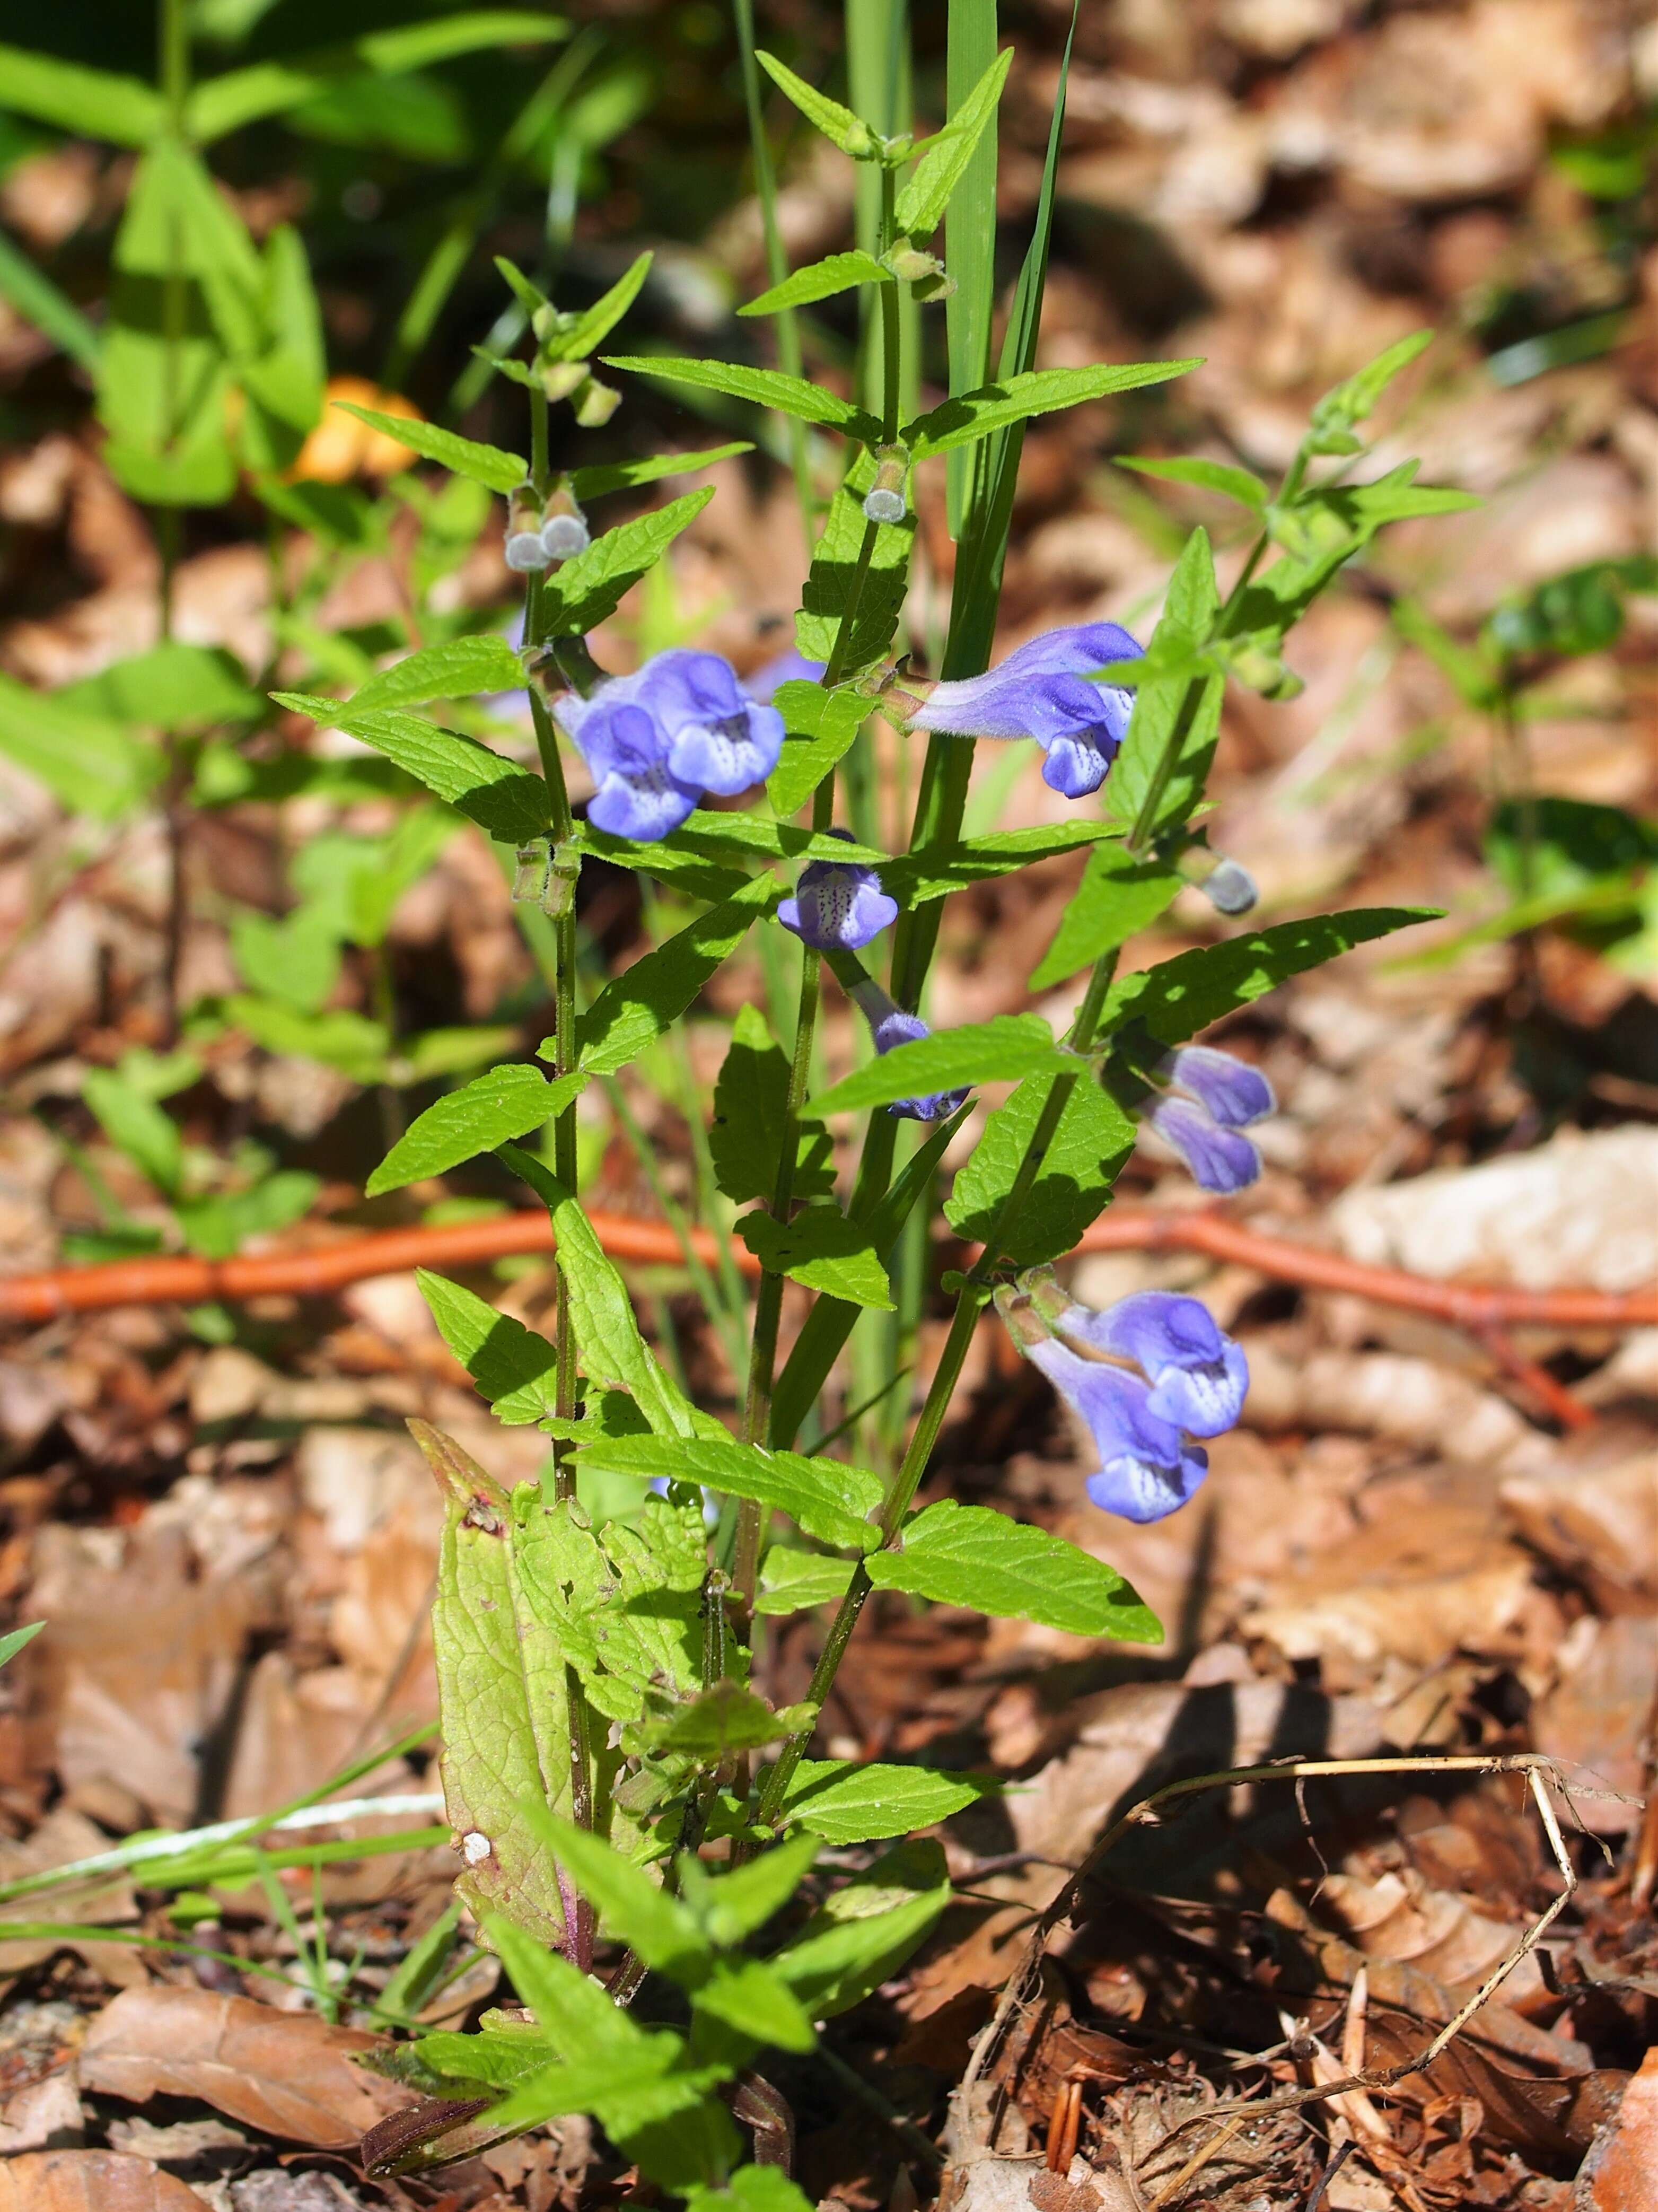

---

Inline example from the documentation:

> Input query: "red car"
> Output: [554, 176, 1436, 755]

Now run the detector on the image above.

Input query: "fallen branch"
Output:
[953, 1752, 1593, 2207]
[0, 1205, 1651, 1331]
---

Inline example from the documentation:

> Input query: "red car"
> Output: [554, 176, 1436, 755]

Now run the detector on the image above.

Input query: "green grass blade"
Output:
[0, 232, 99, 372]
[943, 0, 998, 538]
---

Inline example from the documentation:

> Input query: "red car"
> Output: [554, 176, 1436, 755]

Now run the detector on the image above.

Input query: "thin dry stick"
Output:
[958, 1751, 1593, 2205]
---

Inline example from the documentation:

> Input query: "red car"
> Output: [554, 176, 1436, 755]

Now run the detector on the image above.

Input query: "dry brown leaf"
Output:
[1581, 2045, 1658, 2212]
[1531, 1613, 1658, 1834]
[78, 1987, 418, 2149]
[0, 2150, 205, 2211]
[1500, 1436, 1658, 1609]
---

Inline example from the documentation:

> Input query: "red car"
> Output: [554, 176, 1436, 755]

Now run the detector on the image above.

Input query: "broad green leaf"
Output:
[185, 13, 567, 141]
[794, 449, 915, 671]
[554, 250, 653, 361]
[55, 645, 258, 735]
[354, 635, 525, 711]
[232, 225, 325, 471]
[687, 2170, 817, 2212]
[415, 1426, 573, 1948]
[569, 442, 752, 502]
[1029, 843, 1184, 991]
[588, 811, 886, 871]
[778, 1760, 995, 1843]
[585, 1495, 705, 1724]
[572, 875, 775, 1076]
[766, 680, 871, 817]
[273, 693, 552, 843]
[485, 1915, 658, 2059]
[1118, 454, 1268, 511]
[1103, 907, 1441, 1044]
[944, 1071, 1133, 1268]
[331, 403, 524, 492]
[883, 820, 1125, 906]
[681, 1833, 821, 1944]
[770, 1879, 947, 2018]
[0, 45, 162, 144]
[367, 1064, 581, 1195]
[399, 2022, 557, 2095]
[709, 1004, 836, 1205]
[893, 47, 1012, 239]
[602, 355, 881, 442]
[83, 1071, 183, 1200]
[0, 674, 159, 819]
[418, 1271, 560, 1424]
[0, 1622, 43, 1671]
[502, 1162, 706, 1442]
[1103, 669, 1223, 841]
[903, 359, 1199, 461]
[692, 1956, 815, 2053]
[805, 1012, 1071, 1118]
[540, 488, 715, 636]
[1162, 523, 1219, 638]
[866, 1500, 1161, 1639]
[740, 250, 891, 318]
[738, 1204, 893, 1309]
[568, 1435, 882, 1553]
[227, 996, 389, 1081]
[650, 1681, 817, 1761]
[523, 1808, 706, 1979]
[755, 51, 873, 158]
[755, 1547, 855, 1615]
[175, 1170, 319, 1261]
[0, 230, 99, 371]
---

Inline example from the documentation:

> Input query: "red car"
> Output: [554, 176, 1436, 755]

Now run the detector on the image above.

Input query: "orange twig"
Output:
[0, 1206, 1651, 1335]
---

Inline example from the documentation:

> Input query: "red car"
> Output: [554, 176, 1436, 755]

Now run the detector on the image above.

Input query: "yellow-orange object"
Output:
[290, 376, 423, 482]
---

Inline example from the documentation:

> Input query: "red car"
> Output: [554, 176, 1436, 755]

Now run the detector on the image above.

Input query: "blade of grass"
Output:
[847, 0, 909, 420]
[943, 0, 999, 539]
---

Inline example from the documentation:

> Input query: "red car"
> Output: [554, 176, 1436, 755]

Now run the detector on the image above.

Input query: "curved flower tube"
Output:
[1026, 1339, 1212, 1523]
[778, 830, 899, 953]
[848, 979, 969, 1122]
[1141, 1044, 1276, 1195]
[907, 622, 1144, 799]
[558, 649, 786, 843]
[1055, 1288, 1247, 1437]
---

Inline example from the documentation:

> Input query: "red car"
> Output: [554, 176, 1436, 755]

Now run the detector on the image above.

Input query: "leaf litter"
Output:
[0, 2, 1652, 2209]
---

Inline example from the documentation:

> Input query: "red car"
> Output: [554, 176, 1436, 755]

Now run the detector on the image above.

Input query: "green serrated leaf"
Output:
[944, 1071, 1133, 1268]
[522, 1806, 706, 1978]
[417, 1271, 559, 1423]
[1029, 843, 1185, 991]
[353, 635, 526, 711]
[767, 681, 873, 817]
[740, 249, 892, 318]
[552, 250, 653, 363]
[567, 1435, 882, 1552]
[867, 1500, 1161, 1639]
[769, 1873, 948, 2018]
[710, 1005, 836, 1205]
[893, 46, 1012, 239]
[650, 1680, 817, 1761]
[1104, 907, 1442, 1044]
[1102, 669, 1224, 841]
[883, 820, 1125, 906]
[794, 449, 916, 672]
[904, 359, 1199, 460]
[0, 674, 160, 819]
[687, 2168, 818, 2212]
[738, 1203, 892, 1308]
[58, 643, 261, 731]
[274, 693, 552, 843]
[0, 43, 162, 144]
[572, 875, 775, 1076]
[805, 1012, 1070, 1118]
[367, 1066, 583, 1195]
[1309, 329, 1432, 441]
[778, 1760, 995, 1843]
[603, 355, 881, 443]
[754, 51, 873, 159]
[332, 403, 524, 492]
[755, 1547, 856, 1616]
[540, 488, 715, 637]
[682, 1833, 820, 1944]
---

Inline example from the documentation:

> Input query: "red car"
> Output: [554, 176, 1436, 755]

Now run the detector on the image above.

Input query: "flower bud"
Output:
[884, 243, 954, 302]
[505, 487, 551, 572]
[1177, 844, 1259, 916]
[862, 447, 909, 526]
[540, 359, 589, 404]
[540, 482, 590, 561]
[572, 374, 622, 428]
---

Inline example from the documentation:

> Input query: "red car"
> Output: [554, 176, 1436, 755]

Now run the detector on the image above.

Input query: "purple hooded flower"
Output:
[744, 648, 827, 704]
[1141, 1045, 1275, 1195]
[849, 979, 969, 1122]
[558, 649, 786, 843]
[1026, 1339, 1211, 1524]
[1056, 1289, 1247, 1438]
[908, 622, 1144, 800]
[779, 830, 899, 952]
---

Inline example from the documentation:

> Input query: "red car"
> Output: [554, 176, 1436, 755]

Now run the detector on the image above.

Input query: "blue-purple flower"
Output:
[908, 622, 1144, 800]
[1142, 1045, 1275, 1195]
[779, 830, 898, 952]
[1006, 1282, 1247, 1523]
[744, 648, 827, 704]
[849, 978, 968, 1122]
[558, 648, 786, 843]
